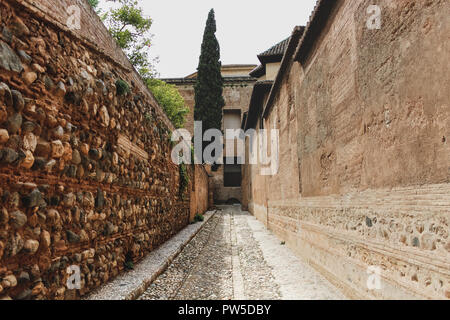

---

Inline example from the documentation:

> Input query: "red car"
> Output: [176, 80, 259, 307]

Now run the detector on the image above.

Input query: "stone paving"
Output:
[87, 211, 216, 300]
[139, 205, 345, 300]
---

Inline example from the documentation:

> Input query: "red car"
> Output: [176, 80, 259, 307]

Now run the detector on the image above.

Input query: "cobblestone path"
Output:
[139, 205, 345, 300]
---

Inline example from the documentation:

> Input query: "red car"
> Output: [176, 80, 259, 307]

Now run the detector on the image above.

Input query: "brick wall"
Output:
[190, 165, 210, 221]
[247, 0, 449, 299]
[0, 0, 208, 300]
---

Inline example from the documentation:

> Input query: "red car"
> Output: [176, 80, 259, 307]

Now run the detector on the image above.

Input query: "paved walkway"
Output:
[139, 205, 345, 300]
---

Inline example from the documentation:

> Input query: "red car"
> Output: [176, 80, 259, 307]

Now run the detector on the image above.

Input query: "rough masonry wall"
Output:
[266, 63, 302, 203]
[242, 89, 271, 222]
[249, 0, 449, 299]
[0, 0, 197, 300]
[298, 0, 449, 197]
[190, 165, 210, 221]
[244, 140, 268, 225]
[244, 63, 301, 225]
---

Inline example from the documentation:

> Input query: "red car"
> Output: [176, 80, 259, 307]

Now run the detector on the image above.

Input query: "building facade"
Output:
[161, 65, 256, 204]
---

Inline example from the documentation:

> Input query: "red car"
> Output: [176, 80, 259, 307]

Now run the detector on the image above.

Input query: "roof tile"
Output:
[258, 37, 291, 59]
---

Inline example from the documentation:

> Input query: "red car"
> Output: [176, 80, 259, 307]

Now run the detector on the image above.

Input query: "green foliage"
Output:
[124, 260, 134, 270]
[194, 9, 225, 139]
[116, 78, 130, 96]
[88, 0, 99, 9]
[93, 1, 189, 129]
[179, 163, 189, 197]
[103, 0, 157, 78]
[124, 251, 135, 270]
[191, 144, 195, 163]
[144, 112, 153, 125]
[194, 214, 205, 223]
[88, 0, 102, 15]
[146, 79, 189, 129]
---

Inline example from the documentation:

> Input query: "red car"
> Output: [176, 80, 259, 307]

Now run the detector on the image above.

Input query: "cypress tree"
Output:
[194, 9, 225, 154]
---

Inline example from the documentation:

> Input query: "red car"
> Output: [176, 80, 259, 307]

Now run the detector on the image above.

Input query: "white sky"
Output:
[99, 0, 318, 78]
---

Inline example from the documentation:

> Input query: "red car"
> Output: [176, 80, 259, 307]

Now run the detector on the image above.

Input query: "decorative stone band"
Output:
[117, 134, 149, 161]
[266, 183, 450, 300]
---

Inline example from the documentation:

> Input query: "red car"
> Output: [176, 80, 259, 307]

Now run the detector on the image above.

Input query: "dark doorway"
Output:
[224, 157, 242, 187]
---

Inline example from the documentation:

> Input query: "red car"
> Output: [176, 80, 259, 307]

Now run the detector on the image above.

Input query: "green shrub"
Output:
[144, 112, 153, 124]
[179, 163, 189, 197]
[146, 79, 189, 129]
[124, 260, 134, 270]
[194, 214, 205, 223]
[116, 78, 130, 96]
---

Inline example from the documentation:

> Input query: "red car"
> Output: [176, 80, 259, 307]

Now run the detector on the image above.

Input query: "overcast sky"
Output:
[99, 0, 318, 78]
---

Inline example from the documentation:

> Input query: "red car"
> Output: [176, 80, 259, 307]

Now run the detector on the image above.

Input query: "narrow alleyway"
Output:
[139, 205, 345, 300]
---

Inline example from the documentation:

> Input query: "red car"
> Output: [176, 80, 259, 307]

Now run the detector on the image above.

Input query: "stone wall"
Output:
[0, 0, 208, 300]
[246, 0, 450, 299]
[242, 127, 269, 225]
[190, 165, 210, 221]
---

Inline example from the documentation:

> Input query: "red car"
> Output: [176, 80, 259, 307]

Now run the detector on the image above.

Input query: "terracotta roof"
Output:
[250, 36, 292, 77]
[257, 37, 291, 63]
[249, 64, 265, 78]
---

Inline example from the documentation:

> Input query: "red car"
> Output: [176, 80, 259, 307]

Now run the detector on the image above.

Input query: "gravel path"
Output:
[139, 205, 345, 300]
[87, 211, 216, 300]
